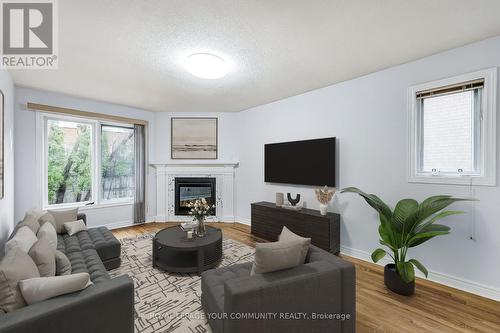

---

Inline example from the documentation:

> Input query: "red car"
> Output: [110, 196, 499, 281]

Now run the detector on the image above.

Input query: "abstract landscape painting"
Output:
[171, 117, 217, 159]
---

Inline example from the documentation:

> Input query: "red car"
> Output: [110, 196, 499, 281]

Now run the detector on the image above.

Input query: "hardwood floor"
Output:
[112, 222, 500, 333]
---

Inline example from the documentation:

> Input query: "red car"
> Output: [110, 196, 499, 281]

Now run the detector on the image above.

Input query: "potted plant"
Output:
[187, 198, 215, 237]
[341, 187, 471, 296]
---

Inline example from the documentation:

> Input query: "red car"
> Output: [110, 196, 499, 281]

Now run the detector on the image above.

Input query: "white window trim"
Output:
[36, 112, 135, 210]
[407, 68, 497, 186]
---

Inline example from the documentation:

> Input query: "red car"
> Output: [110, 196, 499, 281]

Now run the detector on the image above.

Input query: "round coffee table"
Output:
[152, 225, 223, 275]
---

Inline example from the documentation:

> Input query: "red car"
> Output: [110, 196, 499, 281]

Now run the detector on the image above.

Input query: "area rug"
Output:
[110, 233, 254, 333]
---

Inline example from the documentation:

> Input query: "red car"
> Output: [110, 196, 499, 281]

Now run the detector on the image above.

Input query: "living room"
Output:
[1, 1, 500, 332]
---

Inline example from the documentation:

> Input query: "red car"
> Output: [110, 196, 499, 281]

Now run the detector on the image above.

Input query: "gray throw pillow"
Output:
[28, 238, 56, 277]
[19, 273, 92, 305]
[37, 221, 57, 250]
[18, 212, 40, 235]
[0, 248, 40, 312]
[54, 250, 71, 276]
[251, 239, 305, 275]
[48, 208, 78, 234]
[63, 220, 87, 236]
[5, 226, 38, 254]
[278, 226, 311, 264]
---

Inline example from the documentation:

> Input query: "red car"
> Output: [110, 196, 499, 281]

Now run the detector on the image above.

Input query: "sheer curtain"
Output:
[134, 124, 146, 224]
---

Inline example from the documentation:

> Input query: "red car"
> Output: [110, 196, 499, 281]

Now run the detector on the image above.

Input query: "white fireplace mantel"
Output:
[151, 161, 239, 168]
[151, 161, 238, 222]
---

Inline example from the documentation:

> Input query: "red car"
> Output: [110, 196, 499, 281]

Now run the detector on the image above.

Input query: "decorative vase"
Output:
[319, 203, 328, 215]
[276, 192, 284, 207]
[384, 264, 415, 296]
[196, 217, 206, 237]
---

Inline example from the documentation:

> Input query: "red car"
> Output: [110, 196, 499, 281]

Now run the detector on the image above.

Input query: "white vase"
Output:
[319, 203, 328, 215]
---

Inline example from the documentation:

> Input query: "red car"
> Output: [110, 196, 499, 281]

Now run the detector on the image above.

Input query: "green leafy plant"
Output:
[341, 187, 472, 283]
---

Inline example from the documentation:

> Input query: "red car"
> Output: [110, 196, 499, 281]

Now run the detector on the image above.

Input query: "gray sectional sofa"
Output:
[0, 214, 134, 333]
[201, 244, 355, 333]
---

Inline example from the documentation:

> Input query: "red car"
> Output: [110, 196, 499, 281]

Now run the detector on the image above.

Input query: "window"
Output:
[46, 119, 93, 205]
[101, 125, 135, 202]
[408, 68, 497, 185]
[41, 114, 135, 208]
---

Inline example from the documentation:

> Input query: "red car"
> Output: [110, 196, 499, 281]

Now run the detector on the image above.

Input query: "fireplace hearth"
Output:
[175, 177, 216, 216]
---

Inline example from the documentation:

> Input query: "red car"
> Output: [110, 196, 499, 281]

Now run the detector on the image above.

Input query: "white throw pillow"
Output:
[0, 248, 40, 312]
[54, 250, 71, 276]
[48, 208, 78, 234]
[63, 220, 87, 236]
[5, 226, 38, 254]
[18, 212, 41, 235]
[250, 239, 305, 275]
[27, 208, 47, 222]
[278, 226, 311, 264]
[37, 222, 57, 250]
[19, 273, 93, 305]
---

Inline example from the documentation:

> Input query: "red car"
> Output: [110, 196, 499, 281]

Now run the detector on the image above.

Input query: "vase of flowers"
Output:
[187, 198, 215, 237]
[315, 186, 335, 215]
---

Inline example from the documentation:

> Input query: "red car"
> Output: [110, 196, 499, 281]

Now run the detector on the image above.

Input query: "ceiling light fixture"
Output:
[185, 53, 227, 79]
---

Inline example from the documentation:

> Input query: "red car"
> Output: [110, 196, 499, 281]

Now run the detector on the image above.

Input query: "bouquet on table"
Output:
[187, 198, 215, 237]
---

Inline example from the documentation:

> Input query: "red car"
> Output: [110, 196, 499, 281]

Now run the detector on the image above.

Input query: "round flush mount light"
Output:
[185, 53, 227, 79]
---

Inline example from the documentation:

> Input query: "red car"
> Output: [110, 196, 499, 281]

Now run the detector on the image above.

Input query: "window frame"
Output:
[37, 113, 135, 209]
[407, 68, 497, 186]
[99, 122, 136, 205]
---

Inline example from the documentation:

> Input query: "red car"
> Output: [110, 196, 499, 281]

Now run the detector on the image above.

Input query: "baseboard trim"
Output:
[236, 216, 251, 225]
[90, 219, 154, 230]
[340, 245, 500, 302]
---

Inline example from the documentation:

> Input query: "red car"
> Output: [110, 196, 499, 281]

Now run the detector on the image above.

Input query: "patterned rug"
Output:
[110, 233, 254, 333]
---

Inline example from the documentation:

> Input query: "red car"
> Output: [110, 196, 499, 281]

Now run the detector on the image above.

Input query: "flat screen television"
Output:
[264, 137, 335, 186]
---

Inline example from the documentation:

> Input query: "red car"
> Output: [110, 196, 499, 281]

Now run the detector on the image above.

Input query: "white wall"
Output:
[0, 70, 15, 255]
[14, 87, 156, 228]
[234, 36, 500, 300]
[153, 111, 239, 162]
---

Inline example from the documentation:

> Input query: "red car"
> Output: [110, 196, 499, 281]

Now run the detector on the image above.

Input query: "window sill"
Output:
[44, 201, 134, 211]
[408, 175, 495, 186]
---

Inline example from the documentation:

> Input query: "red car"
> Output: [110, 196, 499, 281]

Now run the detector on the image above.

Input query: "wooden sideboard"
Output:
[250, 201, 340, 253]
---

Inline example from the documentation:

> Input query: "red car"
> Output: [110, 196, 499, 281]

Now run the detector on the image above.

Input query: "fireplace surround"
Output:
[151, 161, 238, 222]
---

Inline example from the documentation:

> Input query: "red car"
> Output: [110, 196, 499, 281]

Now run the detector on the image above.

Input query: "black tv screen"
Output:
[265, 137, 335, 187]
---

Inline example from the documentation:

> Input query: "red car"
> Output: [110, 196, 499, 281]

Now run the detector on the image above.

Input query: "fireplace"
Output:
[174, 177, 216, 216]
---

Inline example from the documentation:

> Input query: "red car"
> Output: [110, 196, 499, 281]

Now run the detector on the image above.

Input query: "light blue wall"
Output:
[0, 70, 15, 255]
[235, 36, 500, 299]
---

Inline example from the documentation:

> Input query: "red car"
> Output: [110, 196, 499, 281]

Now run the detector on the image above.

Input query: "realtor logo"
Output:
[1, 0, 58, 68]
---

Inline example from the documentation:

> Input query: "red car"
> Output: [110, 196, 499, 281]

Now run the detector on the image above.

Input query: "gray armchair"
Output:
[201, 245, 355, 333]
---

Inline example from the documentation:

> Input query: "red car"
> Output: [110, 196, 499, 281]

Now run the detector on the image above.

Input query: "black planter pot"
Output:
[384, 264, 415, 296]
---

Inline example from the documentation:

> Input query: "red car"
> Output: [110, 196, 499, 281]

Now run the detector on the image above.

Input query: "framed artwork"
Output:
[171, 117, 218, 159]
[0, 90, 3, 199]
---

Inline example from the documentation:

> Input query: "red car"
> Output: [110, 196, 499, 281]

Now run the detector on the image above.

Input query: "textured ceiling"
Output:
[9, 0, 500, 112]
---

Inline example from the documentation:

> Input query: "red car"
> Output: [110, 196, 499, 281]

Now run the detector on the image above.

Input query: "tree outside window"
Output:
[47, 119, 92, 205]
[101, 125, 135, 201]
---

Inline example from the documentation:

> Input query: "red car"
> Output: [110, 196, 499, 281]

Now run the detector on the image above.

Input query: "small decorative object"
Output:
[187, 198, 215, 238]
[187, 230, 193, 239]
[281, 203, 302, 211]
[287, 193, 300, 206]
[171, 117, 218, 159]
[276, 192, 284, 207]
[180, 221, 197, 231]
[341, 187, 473, 296]
[315, 185, 335, 215]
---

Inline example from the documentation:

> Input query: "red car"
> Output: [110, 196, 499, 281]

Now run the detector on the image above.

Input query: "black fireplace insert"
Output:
[175, 177, 216, 216]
